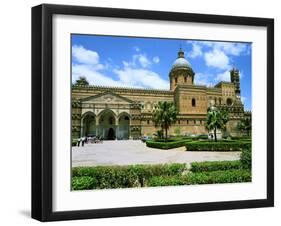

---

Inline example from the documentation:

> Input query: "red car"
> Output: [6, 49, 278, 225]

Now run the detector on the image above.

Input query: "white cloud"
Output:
[113, 67, 169, 90]
[153, 56, 160, 64]
[204, 49, 230, 70]
[72, 45, 169, 90]
[193, 41, 249, 56]
[215, 70, 231, 82]
[134, 46, 140, 52]
[241, 96, 246, 104]
[137, 54, 151, 68]
[213, 42, 248, 56]
[194, 73, 214, 87]
[189, 43, 203, 58]
[72, 64, 124, 87]
[72, 45, 100, 65]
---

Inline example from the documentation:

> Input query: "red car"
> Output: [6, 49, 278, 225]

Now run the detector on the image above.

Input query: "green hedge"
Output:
[185, 141, 251, 152]
[146, 139, 191, 149]
[147, 169, 251, 187]
[240, 147, 252, 169]
[72, 176, 97, 190]
[72, 163, 187, 190]
[190, 160, 242, 172]
[72, 139, 78, 146]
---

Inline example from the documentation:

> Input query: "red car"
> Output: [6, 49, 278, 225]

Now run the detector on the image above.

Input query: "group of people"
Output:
[76, 135, 103, 147]
[76, 137, 87, 147]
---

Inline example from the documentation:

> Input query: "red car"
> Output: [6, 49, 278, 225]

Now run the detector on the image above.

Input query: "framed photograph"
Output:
[32, 4, 274, 221]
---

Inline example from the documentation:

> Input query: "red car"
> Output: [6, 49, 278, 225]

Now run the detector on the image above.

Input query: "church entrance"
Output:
[98, 110, 116, 140]
[107, 128, 115, 140]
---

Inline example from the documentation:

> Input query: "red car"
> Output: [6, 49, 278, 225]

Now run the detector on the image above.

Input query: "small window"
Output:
[226, 98, 233, 106]
[147, 120, 150, 124]
[187, 120, 189, 124]
[184, 77, 187, 83]
[194, 120, 196, 125]
[192, 98, 196, 107]
[178, 120, 180, 124]
[175, 78, 177, 83]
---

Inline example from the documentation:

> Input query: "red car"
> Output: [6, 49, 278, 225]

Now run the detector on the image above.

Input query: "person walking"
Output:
[81, 136, 85, 147]
[77, 137, 81, 147]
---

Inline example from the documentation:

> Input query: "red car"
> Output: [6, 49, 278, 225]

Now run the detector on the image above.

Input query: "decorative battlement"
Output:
[72, 84, 173, 95]
[244, 110, 252, 116]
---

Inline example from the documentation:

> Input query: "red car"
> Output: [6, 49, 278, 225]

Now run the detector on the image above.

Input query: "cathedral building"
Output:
[72, 48, 246, 140]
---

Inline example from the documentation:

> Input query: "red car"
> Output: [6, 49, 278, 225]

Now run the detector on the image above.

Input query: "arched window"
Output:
[184, 77, 187, 83]
[192, 98, 196, 107]
[175, 78, 177, 83]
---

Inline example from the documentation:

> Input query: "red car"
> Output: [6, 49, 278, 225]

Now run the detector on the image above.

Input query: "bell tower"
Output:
[169, 48, 195, 90]
[230, 68, 241, 98]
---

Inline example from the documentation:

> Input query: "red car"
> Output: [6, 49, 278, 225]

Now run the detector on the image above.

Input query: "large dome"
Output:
[171, 48, 192, 70]
[172, 57, 191, 69]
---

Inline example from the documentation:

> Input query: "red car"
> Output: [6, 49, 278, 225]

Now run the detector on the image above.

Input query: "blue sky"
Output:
[72, 34, 252, 110]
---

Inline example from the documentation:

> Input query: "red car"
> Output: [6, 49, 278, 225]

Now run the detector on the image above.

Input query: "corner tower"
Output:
[169, 48, 195, 90]
[230, 68, 241, 98]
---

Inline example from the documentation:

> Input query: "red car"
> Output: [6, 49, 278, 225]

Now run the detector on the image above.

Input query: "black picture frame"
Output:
[31, 4, 274, 222]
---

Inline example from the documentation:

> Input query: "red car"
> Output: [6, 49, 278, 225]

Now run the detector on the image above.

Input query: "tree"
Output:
[237, 117, 251, 137]
[206, 107, 229, 142]
[74, 76, 89, 86]
[174, 127, 181, 137]
[152, 101, 178, 141]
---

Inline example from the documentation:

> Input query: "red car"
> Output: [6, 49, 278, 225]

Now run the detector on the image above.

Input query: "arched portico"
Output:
[117, 112, 130, 140]
[98, 109, 117, 140]
[81, 112, 96, 137]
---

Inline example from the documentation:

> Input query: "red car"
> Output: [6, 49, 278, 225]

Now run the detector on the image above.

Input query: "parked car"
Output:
[141, 136, 152, 142]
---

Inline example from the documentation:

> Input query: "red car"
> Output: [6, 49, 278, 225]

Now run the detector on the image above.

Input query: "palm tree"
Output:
[74, 76, 89, 86]
[152, 101, 178, 141]
[237, 117, 251, 137]
[206, 107, 229, 142]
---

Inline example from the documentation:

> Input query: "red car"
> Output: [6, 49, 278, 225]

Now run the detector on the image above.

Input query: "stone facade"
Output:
[72, 49, 248, 140]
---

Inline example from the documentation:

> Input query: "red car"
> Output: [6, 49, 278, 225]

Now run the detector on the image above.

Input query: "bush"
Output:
[72, 139, 78, 146]
[146, 139, 191, 149]
[72, 176, 97, 190]
[147, 169, 251, 187]
[190, 160, 242, 172]
[185, 140, 251, 152]
[240, 147, 252, 169]
[191, 134, 209, 140]
[72, 163, 187, 189]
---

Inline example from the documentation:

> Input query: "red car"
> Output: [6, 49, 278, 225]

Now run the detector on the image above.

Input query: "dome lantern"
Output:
[169, 48, 195, 90]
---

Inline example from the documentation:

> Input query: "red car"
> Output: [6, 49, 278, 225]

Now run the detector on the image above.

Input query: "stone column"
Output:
[115, 117, 119, 140]
[95, 118, 99, 137]
[80, 118, 84, 137]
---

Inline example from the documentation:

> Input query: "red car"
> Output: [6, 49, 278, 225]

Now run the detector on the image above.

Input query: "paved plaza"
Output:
[72, 140, 240, 167]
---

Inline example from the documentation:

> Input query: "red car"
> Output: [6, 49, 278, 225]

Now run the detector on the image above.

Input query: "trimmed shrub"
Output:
[240, 147, 252, 169]
[190, 160, 242, 172]
[191, 134, 209, 140]
[185, 141, 251, 152]
[147, 169, 251, 187]
[72, 176, 97, 190]
[146, 139, 191, 149]
[72, 139, 78, 146]
[72, 163, 187, 189]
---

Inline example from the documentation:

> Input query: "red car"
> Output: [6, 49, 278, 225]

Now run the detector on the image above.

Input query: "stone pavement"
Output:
[72, 140, 240, 167]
